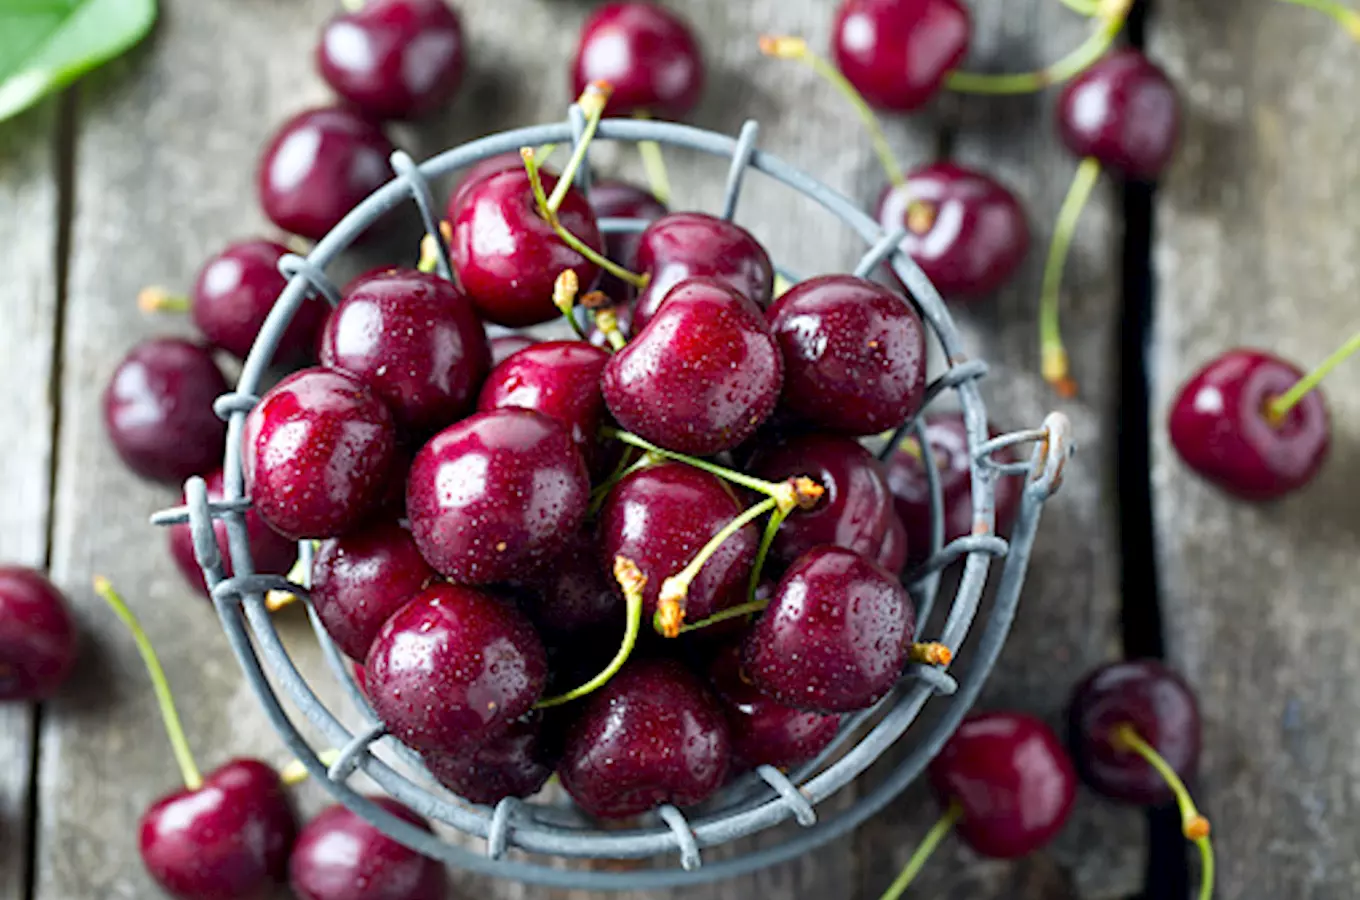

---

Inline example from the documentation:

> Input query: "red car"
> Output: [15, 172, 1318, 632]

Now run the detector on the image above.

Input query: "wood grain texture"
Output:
[1150, 3, 1360, 897]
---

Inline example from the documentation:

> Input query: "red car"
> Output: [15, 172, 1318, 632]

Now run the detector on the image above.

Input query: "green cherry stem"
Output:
[552, 269, 591, 341]
[547, 82, 611, 215]
[591, 305, 629, 351]
[1039, 155, 1102, 398]
[94, 576, 203, 792]
[632, 110, 674, 205]
[1279, 0, 1360, 40]
[279, 748, 343, 786]
[1058, 0, 1103, 15]
[677, 596, 771, 634]
[877, 802, 964, 900]
[535, 556, 645, 708]
[138, 287, 190, 314]
[745, 504, 789, 602]
[587, 449, 654, 515]
[1112, 724, 1214, 900]
[1265, 327, 1360, 424]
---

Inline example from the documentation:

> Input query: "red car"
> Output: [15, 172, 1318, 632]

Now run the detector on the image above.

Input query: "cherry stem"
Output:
[265, 545, 313, 611]
[877, 802, 964, 900]
[138, 287, 189, 314]
[592, 306, 629, 351]
[1058, 0, 1103, 15]
[93, 576, 203, 792]
[1265, 327, 1360, 424]
[340, 0, 365, 11]
[656, 496, 780, 637]
[547, 82, 611, 215]
[678, 596, 770, 634]
[1279, 0, 1360, 40]
[945, 0, 1133, 94]
[1039, 155, 1102, 398]
[746, 504, 789, 602]
[279, 748, 342, 786]
[416, 234, 440, 274]
[535, 556, 645, 708]
[632, 111, 673, 206]
[1112, 723, 1214, 900]
[773, 273, 795, 297]
[759, 36, 906, 188]
[553, 269, 590, 341]
[908, 642, 953, 666]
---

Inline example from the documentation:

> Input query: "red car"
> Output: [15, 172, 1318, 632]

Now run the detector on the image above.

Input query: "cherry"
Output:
[288, 797, 445, 900]
[1168, 348, 1330, 500]
[570, 2, 704, 118]
[766, 274, 927, 435]
[257, 107, 395, 242]
[476, 340, 612, 476]
[830, 0, 970, 112]
[423, 713, 555, 804]
[885, 413, 1021, 565]
[599, 461, 758, 625]
[319, 268, 490, 434]
[451, 167, 603, 328]
[749, 434, 894, 566]
[316, 0, 464, 122]
[631, 212, 774, 332]
[559, 657, 730, 818]
[876, 163, 1031, 299]
[446, 151, 534, 220]
[589, 179, 668, 305]
[310, 520, 436, 661]
[603, 277, 783, 456]
[524, 529, 622, 635]
[167, 468, 298, 598]
[189, 239, 329, 363]
[103, 337, 228, 484]
[742, 546, 914, 713]
[406, 408, 589, 583]
[242, 367, 398, 541]
[1057, 48, 1180, 182]
[876, 510, 908, 576]
[707, 644, 841, 772]
[488, 334, 538, 367]
[0, 566, 76, 701]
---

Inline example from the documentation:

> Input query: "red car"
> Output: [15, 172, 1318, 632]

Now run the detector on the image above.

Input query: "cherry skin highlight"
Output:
[832, 0, 971, 112]
[570, 2, 704, 118]
[1057, 48, 1180, 181]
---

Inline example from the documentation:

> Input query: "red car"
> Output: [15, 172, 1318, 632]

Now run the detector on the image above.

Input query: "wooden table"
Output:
[2, 0, 1356, 897]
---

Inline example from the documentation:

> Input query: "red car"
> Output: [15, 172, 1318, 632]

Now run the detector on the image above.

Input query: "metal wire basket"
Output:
[151, 105, 1074, 891]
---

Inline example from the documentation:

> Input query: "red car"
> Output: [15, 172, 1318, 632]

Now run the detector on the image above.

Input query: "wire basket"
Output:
[151, 105, 1074, 891]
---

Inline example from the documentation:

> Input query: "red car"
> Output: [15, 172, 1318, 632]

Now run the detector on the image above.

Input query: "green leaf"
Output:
[0, 0, 157, 124]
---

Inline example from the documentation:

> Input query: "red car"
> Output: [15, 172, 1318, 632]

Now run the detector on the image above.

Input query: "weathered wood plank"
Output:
[1150, 3, 1360, 898]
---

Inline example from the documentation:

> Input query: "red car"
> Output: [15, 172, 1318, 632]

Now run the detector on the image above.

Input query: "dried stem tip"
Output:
[791, 476, 825, 510]
[1184, 814, 1211, 841]
[655, 598, 684, 639]
[613, 555, 647, 598]
[580, 290, 611, 310]
[759, 35, 808, 59]
[908, 642, 953, 666]
[553, 268, 580, 315]
[580, 80, 615, 117]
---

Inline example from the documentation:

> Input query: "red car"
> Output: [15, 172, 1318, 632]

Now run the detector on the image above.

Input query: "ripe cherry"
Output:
[1057, 48, 1180, 182]
[708, 644, 841, 771]
[589, 179, 668, 305]
[103, 337, 228, 485]
[831, 0, 971, 112]
[423, 713, 556, 804]
[570, 2, 704, 118]
[257, 107, 395, 241]
[767, 274, 927, 435]
[288, 797, 445, 900]
[320, 268, 490, 435]
[167, 468, 298, 598]
[525, 529, 623, 636]
[316, 0, 464, 122]
[559, 657, 730, 818]
[406, 409, 589, 583]
[365, 582, 548, 755]
[0, 566, 77, 701]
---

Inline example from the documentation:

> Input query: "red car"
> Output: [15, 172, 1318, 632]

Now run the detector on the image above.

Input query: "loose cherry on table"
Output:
[289, 797, 446, 900]
[422, 712, 556, 805]
[0, 566, 77, 701]
[830, 0, 971, 112]
[103, 336, 228, 485]
[316, 0, 464, 122]
[243, 367, 398, 541]
[257, 106, 395, 242]
[570, 2, 704, 118]
[92, 578, 297, 900]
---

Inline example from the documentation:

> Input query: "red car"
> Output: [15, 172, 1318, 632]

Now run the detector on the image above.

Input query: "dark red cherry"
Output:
[598, 461, 758, 625]
[631, 212, 774, 332]
[242, 367, 398, 541]
[451, 168, 603, 328]
[289, 798, 443, 900]
[742, 546, 915, 713]
[0, 566, 77, 701]
[476, 340, 612, 476]
[316, 0, 464, 122]
[525, 529, 623, 635]
[103, 337, 228, 484]
[257, 107, 395, 241]
[423, 713, 556, 804]
[876, 510, 908, 577]
[191, 239, 329, 363]
[831, 0, 971, 112]
[1168, 348, 1329, 500]
[167, 468, 298, 598]
[320, 268, 490, 434]
[603, 277, 783, 456]
[310, 520, 436, 661]
[489, 334, 538, 367]
[559, 657, 730, 818]
[749, 434, 894, 566]
[352, 661, 369, 698]
[406, 409, 589, 583]
[928, 711, 1076, 859]
[570, 2, 704, 118]
[1056, 48, 1180, 181]
[446, 151, 532, 219]
[365, 582, 547, 754]
[1068, 660, 1201, 807]
[767, 274, 927, 435]
[139, 758, 298, 900]
[876, 162, 1030, 299]
[708, 644, 841, 772]
[589, 179, 668, 305]
[885, 413, 1021, 565]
